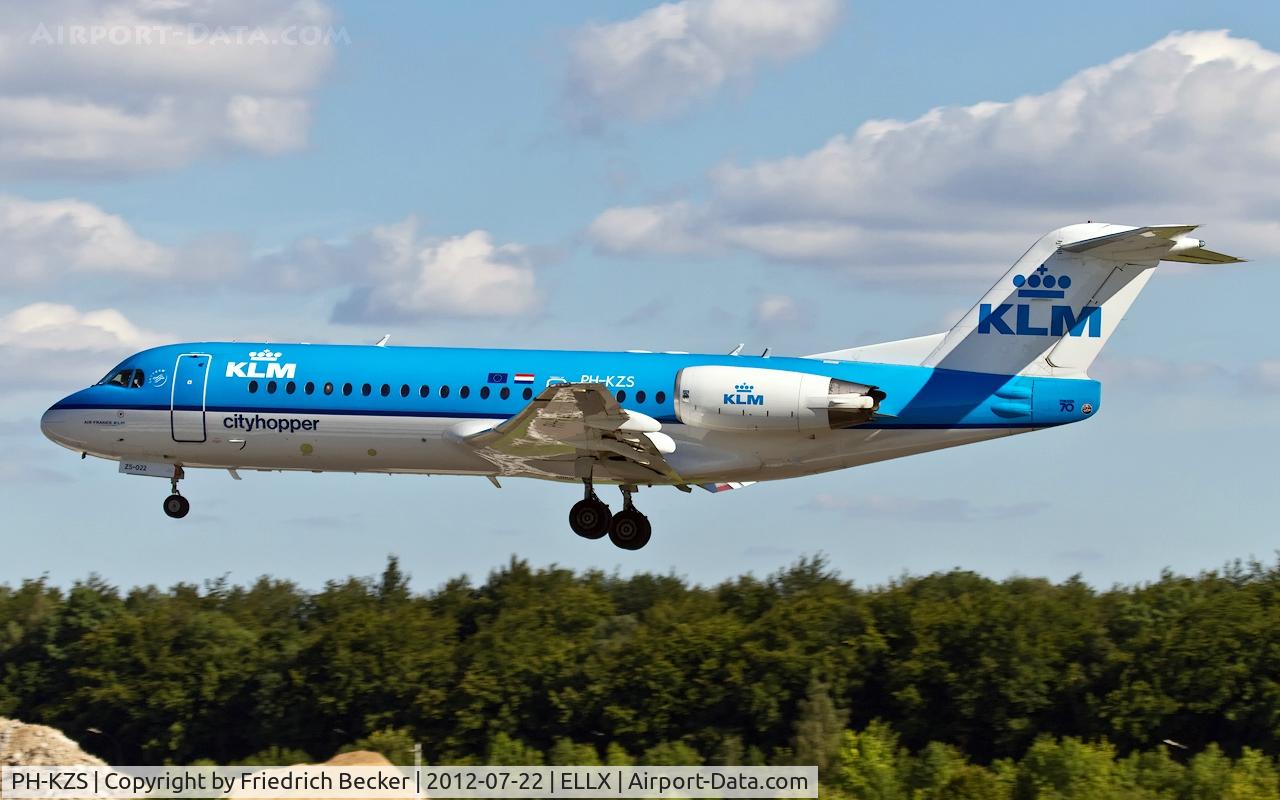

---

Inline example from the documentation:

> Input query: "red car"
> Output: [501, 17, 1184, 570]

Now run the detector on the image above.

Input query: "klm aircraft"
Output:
[41, 224, 1242, 550]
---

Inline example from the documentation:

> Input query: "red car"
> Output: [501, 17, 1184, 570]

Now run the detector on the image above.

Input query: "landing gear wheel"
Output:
[569, 498, 611, 539]
[163, 494, 190, 519]
[608, 508, 651, 550]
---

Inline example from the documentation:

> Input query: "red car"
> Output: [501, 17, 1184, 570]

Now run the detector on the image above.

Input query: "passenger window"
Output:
[342, 383, 353, 396]
[636, 390, 647, 403]
[420, 385, 430, 398]
[480, 386, 490, 399]
[267, 381, 277, 394]
[248, 380, 259, 394]
[286, 381, 297, 395]
[305, 381, 315, 395]
[500, 387, 510, 400]
[400, 384, 410, 397]
[362, 383, 372, 396]
[655, 391, 666, 404]
[324, 382, 334, 396]
[460, 386, 470, 399]
[523, 387, 533, 400]
[440, 385, 450, 398]
[380, 384, 390, 397]
[616, 390, 626, 403]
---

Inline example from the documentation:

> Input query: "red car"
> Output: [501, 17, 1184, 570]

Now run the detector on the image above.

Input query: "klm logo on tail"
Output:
[978, 266, 1101, 338]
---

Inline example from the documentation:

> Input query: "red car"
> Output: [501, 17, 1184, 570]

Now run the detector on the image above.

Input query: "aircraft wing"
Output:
[464, 383, 686, 484]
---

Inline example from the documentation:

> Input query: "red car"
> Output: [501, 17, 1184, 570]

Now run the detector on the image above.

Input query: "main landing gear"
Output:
[162, 467, 189, 519]
[569, 480, 651, 550]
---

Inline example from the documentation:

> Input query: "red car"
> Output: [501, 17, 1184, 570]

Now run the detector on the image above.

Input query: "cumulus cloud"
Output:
[0, 0, 338, 177]
[259, 216, 541, 322]
[564, 0, 841, 130]
[0, 302, 170, 390]
[0, 194, 174, 284]
[0, 191, 543, 318]
[589, 31, 1280, 280]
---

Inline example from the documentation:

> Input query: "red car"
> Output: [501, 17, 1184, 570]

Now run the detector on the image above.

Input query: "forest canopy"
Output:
[3, 556, 1280, 798]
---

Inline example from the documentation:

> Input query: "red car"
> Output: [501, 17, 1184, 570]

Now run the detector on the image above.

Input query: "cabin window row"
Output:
[243, 380, 666, 406]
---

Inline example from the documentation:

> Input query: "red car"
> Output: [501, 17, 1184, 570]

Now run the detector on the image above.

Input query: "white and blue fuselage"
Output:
[42, 342, 1097, 482]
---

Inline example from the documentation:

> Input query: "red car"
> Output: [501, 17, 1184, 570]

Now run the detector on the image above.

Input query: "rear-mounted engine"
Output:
[674, 366, 884, 432]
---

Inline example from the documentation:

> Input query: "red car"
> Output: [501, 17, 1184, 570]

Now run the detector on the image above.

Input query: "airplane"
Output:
[40, 223, 1243, 550]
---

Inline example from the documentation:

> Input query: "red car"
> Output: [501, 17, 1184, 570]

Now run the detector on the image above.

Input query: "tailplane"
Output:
[840, 223, 1243, 377]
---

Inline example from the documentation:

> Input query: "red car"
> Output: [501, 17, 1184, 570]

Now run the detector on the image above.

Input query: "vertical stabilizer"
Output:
[921, 223, 1241, 377]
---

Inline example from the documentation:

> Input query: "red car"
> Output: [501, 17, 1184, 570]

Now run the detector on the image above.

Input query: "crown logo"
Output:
[250, 349, 282, 362]
[1012, 264, 1071, 299]
[734, 382, 755, 393]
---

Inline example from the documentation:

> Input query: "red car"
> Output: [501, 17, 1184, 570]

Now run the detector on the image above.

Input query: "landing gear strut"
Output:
[608, 485, 651, 551]
[162, 467, 189, 519]
[568, 478, 610, 539]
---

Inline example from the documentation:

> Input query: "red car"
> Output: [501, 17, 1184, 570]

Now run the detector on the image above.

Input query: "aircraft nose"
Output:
[41, 404, 74, 448]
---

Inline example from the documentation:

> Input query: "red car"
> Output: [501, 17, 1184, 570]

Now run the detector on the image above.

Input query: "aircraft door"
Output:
[171, 353, 211, 443]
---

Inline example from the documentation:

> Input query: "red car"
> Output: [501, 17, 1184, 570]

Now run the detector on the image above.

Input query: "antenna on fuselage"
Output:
[761, 347, 771, 358]
[728, 343, 744, 356]
[375, 334, 390, 347]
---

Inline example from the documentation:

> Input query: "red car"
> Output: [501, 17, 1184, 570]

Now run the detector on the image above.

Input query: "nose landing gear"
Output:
[162, 467, 189, 519]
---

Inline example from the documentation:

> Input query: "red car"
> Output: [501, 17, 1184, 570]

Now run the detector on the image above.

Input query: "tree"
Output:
[792, 678, 848, 772]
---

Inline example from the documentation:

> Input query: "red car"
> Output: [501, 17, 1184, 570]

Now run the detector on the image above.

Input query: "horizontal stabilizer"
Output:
[1062, 224, 1245, 264]
[1162, 247, 1245, 264]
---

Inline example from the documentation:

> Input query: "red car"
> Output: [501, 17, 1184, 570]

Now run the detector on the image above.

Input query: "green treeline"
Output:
[3, 556, 1280, 797]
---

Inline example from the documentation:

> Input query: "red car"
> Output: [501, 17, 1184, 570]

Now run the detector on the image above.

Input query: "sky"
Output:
[3, 0, 1279, 593]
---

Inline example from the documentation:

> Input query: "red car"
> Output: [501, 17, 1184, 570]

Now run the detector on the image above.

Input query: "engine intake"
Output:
[674, 366, 883, 432]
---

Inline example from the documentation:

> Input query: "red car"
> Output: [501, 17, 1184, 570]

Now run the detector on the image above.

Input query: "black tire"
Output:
[163, 494, 190, 519]
[609, 509, 651, 550]
[569, 498, 611, 539]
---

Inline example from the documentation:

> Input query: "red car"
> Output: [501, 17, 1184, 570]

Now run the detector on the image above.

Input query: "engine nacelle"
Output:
[674, 366, 883, 432]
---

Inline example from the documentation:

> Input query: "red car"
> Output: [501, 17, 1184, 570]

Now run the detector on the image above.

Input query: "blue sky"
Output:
[3, 0, 1279, 592]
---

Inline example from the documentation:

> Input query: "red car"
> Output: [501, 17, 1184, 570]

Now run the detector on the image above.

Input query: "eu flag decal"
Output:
[487, 372, 509, 384]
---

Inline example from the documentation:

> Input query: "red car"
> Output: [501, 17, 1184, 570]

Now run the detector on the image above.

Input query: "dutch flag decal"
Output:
[514, 373, 535, 384]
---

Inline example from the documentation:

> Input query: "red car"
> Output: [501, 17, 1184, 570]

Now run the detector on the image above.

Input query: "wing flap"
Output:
[466, 383, 685, 482]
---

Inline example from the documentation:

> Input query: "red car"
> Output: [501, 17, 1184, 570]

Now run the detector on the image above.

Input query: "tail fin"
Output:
[920, 223, 1244, 376]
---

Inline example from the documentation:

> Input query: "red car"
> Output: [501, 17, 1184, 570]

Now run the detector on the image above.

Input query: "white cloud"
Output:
[589, 31, 1280, 280]
[0, 0, 337, 176]
[0, 302, 168, 352]
[269, 217, 542, 322]
[0, 194, 174, 284]
[564, 0, 841, 129]
[0, 302, 170, 390]
[0, 192, 542, 317]
[753, 293, 799, 325]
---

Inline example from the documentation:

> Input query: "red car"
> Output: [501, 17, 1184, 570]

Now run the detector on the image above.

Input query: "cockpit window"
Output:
[101, 369, 132, 387]
[98, 367, 147, 388]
